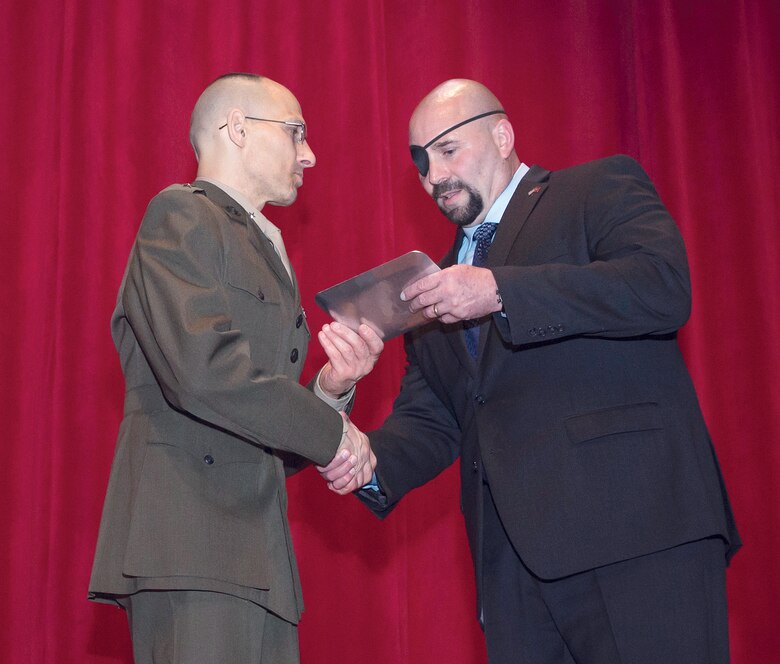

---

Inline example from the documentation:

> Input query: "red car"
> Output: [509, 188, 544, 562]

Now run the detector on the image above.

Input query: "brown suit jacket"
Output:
[89, 180, 342, 623]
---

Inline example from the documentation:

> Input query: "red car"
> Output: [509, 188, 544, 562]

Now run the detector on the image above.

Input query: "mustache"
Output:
[431, 180, 466, 199]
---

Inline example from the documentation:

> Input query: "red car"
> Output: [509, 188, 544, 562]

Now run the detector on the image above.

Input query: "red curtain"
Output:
[2, 1, 777, 661]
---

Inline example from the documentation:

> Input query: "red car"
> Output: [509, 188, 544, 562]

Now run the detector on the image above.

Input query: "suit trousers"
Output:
[481, 484, 730, 664]
[122, 590, 299, 664]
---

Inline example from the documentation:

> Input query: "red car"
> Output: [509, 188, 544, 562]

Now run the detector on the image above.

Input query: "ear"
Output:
[492, 118, 514, 159]
[224, 108, 248, 147]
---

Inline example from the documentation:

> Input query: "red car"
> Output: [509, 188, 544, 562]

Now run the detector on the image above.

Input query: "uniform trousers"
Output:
[121, 590, 299, 664]
[481, 484, 730, 664]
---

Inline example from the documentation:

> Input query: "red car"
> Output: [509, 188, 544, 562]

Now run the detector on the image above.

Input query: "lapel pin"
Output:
[528, 186, 542, 196]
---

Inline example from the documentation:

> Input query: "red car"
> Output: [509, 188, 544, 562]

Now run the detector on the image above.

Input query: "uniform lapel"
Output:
[246, 220, 295, 294]
[192, 180, 295, 294]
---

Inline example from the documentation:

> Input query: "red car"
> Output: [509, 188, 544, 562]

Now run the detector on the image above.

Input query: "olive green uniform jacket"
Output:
[89, 181, 343, 624]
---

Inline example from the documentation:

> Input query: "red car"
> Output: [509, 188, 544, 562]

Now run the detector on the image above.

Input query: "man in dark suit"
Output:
[89, 73, 382, 663]
[320, 79, 740, 663]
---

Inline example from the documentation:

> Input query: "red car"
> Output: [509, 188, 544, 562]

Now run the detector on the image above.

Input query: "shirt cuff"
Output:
[314, 369, 356, 412]
[362, 472, 380, 492]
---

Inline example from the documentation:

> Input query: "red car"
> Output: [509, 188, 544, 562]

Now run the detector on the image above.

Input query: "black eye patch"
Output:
[409, 109, 505, 176]
[410, 145, 430, 176]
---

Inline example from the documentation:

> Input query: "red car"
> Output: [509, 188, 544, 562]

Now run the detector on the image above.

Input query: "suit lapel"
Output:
[433, 164, 551, 370]
[486, 165, 550, 270]
[424, 167, 553, 372]
[477, 166, 550, 360]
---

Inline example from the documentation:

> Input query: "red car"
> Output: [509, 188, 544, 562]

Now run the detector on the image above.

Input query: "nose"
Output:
[426, 156, 447, 185]
[298, 140, 316, 168]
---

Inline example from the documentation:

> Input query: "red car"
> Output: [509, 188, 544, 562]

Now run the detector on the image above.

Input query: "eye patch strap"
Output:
[409, 109, 505, 176]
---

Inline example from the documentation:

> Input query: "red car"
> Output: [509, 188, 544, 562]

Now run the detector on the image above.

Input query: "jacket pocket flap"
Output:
[564, 402, 661, 444]
[226, 261, 281, 304]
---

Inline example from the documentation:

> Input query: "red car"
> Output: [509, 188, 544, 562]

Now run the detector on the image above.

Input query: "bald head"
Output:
[191, 74, 280, 159]
[410, 79, 505, 144]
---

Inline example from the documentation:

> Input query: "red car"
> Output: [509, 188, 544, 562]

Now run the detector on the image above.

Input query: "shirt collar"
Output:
[462, 163, 529, 243]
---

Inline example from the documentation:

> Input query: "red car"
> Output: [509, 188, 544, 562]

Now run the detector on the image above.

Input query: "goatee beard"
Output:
[432, 180, 484, 227]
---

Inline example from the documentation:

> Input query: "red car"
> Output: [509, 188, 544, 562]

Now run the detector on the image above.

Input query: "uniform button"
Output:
[203, 455, 214, 465]
[296, 313, 304, 328]
[529, 328, 537, 337]
[472, 461, 478, 472]
[474, 394, 486, 405]
[290, 348, 299, 363]
[256, 289, 265, 301]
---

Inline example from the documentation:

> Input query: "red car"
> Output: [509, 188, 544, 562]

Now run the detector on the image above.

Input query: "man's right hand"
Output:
[316, 413, 376, 495]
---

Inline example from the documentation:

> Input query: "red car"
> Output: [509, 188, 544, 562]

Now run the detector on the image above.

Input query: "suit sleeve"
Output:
[123, 190, 342, 466]
[358, 341, 461, 517]
[493, 155, 691, 345]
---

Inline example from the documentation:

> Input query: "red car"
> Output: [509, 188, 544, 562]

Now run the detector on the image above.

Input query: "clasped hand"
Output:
[401, 264, 502, 323]
[316, 320, 382, 494]
[317, 413, 376, 495]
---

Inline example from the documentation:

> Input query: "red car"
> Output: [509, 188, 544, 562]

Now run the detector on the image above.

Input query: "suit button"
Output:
[472, 461, 478, 472]
[290, 348, 299, 363]
[203, 455, 214, 465]
[474, 394, 486, 405]
[529, 328, 537, 337]
[256, 289, 265, 301]
[296, 313, 304, 328]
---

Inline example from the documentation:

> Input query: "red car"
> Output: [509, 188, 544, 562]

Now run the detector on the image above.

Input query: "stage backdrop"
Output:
[1, 1, 777, 662]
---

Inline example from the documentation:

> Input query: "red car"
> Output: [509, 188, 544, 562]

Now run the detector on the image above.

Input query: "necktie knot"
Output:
[472, 222, 498, 267]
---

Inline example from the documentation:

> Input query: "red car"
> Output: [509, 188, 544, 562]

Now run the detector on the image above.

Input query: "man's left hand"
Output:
[318, 322, 384, 398]
[402, 264, 502, 323]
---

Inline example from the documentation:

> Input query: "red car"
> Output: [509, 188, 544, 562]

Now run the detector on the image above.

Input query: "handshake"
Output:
[316, 413, 375, 495]
[314, 320, 383, 496]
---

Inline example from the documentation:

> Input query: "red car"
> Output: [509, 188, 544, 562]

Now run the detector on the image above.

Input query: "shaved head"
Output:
[410, 79, 505, 146]
[191, 73, 282, 159]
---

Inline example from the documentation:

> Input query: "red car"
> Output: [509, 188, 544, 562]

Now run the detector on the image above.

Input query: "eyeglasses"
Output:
[410, 109, 505, 176]
[219, 116, 307, 144]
